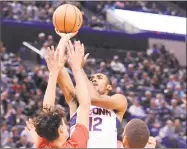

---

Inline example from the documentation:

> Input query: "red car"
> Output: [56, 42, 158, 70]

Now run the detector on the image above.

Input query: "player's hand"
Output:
[25, 119, 38, 144]
[145, 136, 156, 148]
[44, 46, 66, 75]
[66, 40, 82, 70]
[74, 40, 89, 67]
[25, 119, 35, 132]
[55, 28, 78, 40]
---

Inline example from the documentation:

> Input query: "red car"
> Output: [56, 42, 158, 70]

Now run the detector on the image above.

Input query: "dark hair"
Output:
[124, 119, 150, 148]
[33, 106, 64, 141]
[106, 75, 112, 86]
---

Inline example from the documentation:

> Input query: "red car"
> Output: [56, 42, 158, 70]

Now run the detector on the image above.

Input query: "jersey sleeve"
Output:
[66, 123, 89, 148]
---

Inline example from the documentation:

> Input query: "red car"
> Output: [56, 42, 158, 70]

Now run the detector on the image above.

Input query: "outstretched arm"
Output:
[55, 29, 77, 108]
[67, 40, 90, 129]
[56, 33, 89, 117]
[58, 68, 76, 104]
[42, 46, 65, 107]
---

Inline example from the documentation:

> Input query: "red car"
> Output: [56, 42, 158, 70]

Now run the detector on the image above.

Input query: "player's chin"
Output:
[93, 86, 99, 91]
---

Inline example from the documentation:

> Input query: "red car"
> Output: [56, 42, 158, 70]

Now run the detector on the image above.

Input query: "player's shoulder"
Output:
[72, 123, 89, 138]
[75, 123, 88, 131]
[67, 123, 89, 148]
[111, 94, 128, 111]
[111, 94, 127, 101]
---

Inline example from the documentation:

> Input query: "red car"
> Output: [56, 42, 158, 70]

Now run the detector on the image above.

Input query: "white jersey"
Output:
[70, 105, 121, 148]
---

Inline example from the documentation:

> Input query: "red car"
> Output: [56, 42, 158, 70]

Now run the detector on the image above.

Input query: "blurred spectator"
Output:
[128, 98, 146, 118]
[141, 91, 152, 109]
[10, 127, 20, 143]
[126, 91, 136, 105]
[40, 42, 49, 55]
[158, 100, 171, 121]
[124, 52, 135, 65]
[167, 75, 179, 90]
[15, 135, 32, 148]
[126, 64, 135, 79]
[1, 91, 10, 115]
[145, 112, 162, 137]
[1, 122, 10, 147]
[170, 99, 183, 119]
[164, 84, 173, 102]
[175, 84, 185, 100]
[174, 119, 185, 138]
[4, 104, 16, 126]
[110, 55, 125, 73]
[19, 129, 32, 146]
[34, 32, 46, 48]
[11, 93, 26, 110]
[155, 94, 164, 108]
[15, 108, 27, 125]
[47, 35, 55, 47]
[40, 42, 49, 65]
[146, 99, 158, 115]
[159, 120, 176, 139]
[90, 16, 105, 30]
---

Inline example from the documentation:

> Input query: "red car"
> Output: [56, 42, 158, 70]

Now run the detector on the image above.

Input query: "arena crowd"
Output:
[1, 1, 184, 31]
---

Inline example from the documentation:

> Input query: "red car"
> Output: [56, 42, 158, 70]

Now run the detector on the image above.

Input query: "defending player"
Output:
[25, 35, 90, 148]
[117, 119, 156, 148]
[56, 30, 128, 147]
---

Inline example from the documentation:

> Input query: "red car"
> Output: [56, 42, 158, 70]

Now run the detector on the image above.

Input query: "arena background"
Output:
[0, 1, 186, 148]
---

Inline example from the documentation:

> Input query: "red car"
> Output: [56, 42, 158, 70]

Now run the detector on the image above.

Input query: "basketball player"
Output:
[25, 39, 90, 148]
[55, 30, 128, 147]
[117, 119, 156, 148]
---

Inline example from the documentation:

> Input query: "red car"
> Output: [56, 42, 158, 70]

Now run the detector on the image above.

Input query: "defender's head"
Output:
[90, 73, 112, 95]
[122, 119, 150, 148]
[33, 106, 69, 142]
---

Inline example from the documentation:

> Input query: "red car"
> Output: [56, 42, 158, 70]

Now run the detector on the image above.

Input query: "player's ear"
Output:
[122, 136, 129, 148]
[107, 84, 112, 92]
[58, 125, 64, 134]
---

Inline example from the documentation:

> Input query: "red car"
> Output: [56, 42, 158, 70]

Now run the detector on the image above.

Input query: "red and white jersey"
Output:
[70, 105, 121, 148]
[37, 124, 89, 148]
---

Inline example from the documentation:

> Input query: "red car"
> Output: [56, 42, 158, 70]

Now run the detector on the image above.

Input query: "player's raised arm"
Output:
[42, 46, 65, 107]
[67, 40, 90, 129]
[55, 29, 78, 116]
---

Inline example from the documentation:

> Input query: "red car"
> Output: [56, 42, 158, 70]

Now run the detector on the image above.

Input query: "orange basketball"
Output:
[53, 4, 83, 33]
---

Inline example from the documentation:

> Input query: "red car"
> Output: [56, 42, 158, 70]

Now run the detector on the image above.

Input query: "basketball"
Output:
[52, 4, 83, 33]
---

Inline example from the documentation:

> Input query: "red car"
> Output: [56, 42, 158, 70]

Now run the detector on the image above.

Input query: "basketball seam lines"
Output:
[54, 12, 59, 31]
[70, 6, 77, 33]
[64, 4, 68, 34]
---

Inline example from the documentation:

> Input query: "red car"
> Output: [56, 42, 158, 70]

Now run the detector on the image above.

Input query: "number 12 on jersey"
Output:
[89, 117, 102, 131]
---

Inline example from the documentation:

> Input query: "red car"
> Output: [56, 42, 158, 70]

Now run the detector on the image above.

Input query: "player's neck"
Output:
[101, 91, 108, 96]
[51, 136, 66, 147]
